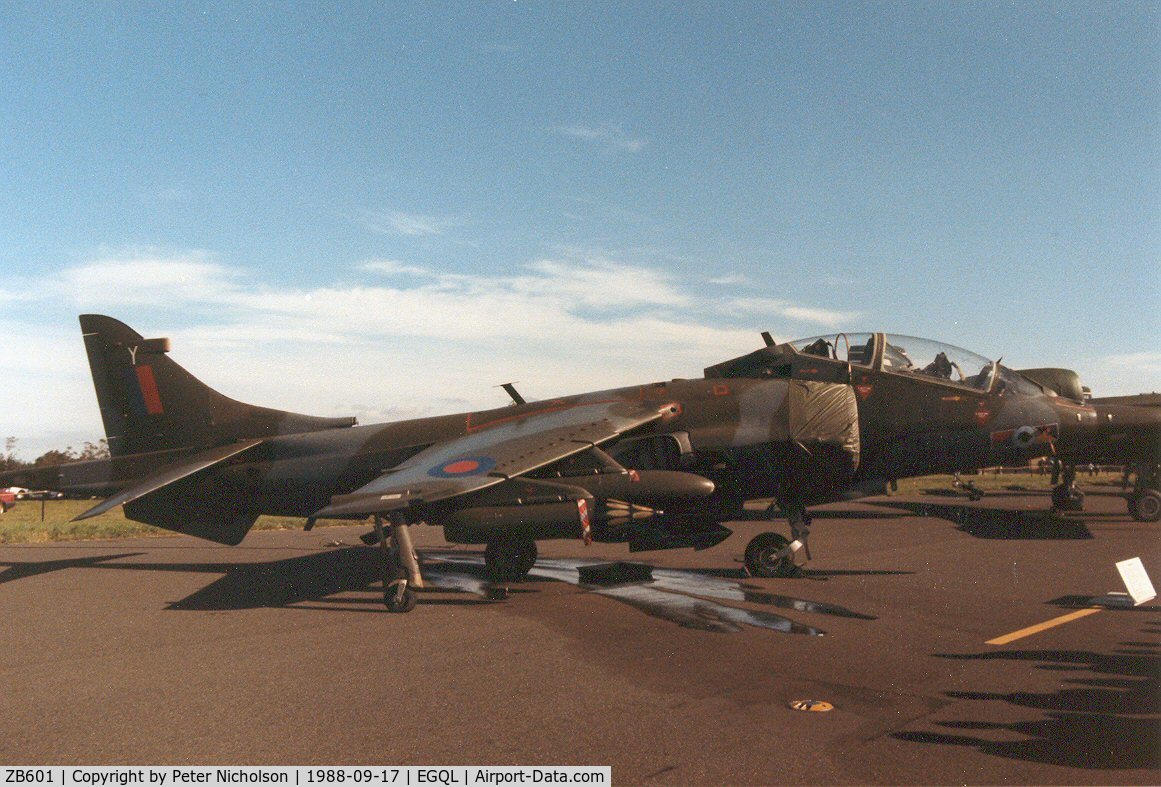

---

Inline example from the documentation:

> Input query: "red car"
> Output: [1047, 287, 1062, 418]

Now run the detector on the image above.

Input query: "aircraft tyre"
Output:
[384, 585, 418, 613]
[1051, 485, 1084, 513]
[485, 538, 538, 582]
[744, 532, 797, 578]
[1131, 489, 1161, 522]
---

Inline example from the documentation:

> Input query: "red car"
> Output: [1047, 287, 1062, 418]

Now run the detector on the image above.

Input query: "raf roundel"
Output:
[428, 456, 497, 478]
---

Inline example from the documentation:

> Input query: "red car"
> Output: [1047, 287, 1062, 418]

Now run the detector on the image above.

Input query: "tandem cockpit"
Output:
[795, 333, 997, 391]
[705, 332, 1041, 396]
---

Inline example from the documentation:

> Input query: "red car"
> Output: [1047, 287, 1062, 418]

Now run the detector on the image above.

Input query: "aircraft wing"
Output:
[72, 439, 265, 521]
[314, 400, 674, 518]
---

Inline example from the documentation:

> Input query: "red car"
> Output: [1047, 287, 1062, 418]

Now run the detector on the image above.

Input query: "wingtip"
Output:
[313, 492, 412, 520]
[72, 498, 121, 522]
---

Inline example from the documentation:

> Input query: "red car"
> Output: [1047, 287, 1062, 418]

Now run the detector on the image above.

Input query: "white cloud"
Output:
[1082, 352, 1161, 397]
[731, 297, 861, 328]
[39, 251, 241, 308]
[555, 125, 647, 153]
[359, 210, 458, 237]
[780, 306, 860, 327]
[520, 259, 689, 308]
[1, 253, 761, 438]
[1104, 352, 1161, 372]
[360, 259, 437, 278]
[708, 273, 747, 286]
[2, 250, 893, 459]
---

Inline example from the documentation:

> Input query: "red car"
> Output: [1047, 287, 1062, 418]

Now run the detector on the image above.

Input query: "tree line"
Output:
[2, 436, 111, 472]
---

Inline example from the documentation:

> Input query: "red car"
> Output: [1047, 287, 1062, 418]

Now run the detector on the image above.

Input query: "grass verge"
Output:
[1, 472, 1128, 544]
[0, 499, 344, 544]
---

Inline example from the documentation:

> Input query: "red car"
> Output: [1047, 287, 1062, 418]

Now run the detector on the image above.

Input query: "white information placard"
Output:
[1115, 557, 1156, 606]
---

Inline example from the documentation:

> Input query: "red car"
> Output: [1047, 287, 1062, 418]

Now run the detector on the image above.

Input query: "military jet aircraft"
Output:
[2, 317, 1156, 613]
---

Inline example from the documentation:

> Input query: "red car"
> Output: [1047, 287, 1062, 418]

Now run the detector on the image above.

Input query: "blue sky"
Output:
[1, 1, 1158, 459]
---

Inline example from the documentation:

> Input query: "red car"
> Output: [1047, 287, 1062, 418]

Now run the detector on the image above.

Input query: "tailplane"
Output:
[80, 314, 355, 457]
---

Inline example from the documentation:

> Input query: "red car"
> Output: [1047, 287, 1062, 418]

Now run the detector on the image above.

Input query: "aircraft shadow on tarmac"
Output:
[0, 552, 147, 585]
[0, 548, 389, 610]
[892, 632, 1161, 770]
[0, 546, 879, 635]
[861, 500, 1095, 540]
[166, 547, 389, 610]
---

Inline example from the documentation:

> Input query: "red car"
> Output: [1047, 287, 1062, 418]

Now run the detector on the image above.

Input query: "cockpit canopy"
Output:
[705, 331, 1053, 395]
[789, 333, 997, 392]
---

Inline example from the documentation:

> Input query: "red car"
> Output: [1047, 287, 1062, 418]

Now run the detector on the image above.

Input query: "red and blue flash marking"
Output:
[122, 365, 165, 416]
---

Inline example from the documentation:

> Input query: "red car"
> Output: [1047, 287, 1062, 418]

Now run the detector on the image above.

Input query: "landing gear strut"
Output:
[744, 505, 812, 578]
[1051, 465, 1085, 513]
[484, 538, 538, 582]
[375, 513, 423, 612]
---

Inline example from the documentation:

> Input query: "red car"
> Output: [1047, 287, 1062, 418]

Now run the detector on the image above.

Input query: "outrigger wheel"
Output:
[375, 513, 420, 613]
[743, 532, 799, 578]
[1051, 484, 1085, 513]
[384, 578, 418, 613]
[484, 538, 538, 582]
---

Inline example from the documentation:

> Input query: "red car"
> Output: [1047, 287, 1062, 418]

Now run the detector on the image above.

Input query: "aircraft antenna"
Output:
[498, 382, 527, 406]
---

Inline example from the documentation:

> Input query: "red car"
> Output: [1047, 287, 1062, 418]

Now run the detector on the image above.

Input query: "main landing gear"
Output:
[1051, 465, 1085, 514]
[374, 513, 424, 613]
[1049, 462, 1159, 522]
[744, 505, 812, 578]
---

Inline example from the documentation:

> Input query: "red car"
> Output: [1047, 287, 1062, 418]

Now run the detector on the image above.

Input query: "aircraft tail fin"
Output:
[80, 315, 356, 457]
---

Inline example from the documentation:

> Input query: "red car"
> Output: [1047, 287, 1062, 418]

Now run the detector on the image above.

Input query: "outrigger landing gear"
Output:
[744, 505, 812, 578]
[375, 513, 423, 613]
[953, 472, 984, 501]
[1051, 465, 1085, 513]
[484, 538, 538, 582]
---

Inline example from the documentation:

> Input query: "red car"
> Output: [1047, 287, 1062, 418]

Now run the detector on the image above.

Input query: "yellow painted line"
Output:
[986, 608, 1102, 646]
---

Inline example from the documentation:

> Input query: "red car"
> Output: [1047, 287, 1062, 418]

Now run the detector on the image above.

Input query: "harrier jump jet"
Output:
[2, 317, 1155, 612]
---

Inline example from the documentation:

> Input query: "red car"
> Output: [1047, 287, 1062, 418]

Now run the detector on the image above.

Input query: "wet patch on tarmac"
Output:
[425, 552, 877, 635]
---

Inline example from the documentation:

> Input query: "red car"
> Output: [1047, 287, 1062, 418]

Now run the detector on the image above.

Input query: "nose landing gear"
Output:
[744, 506, 811, 578]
